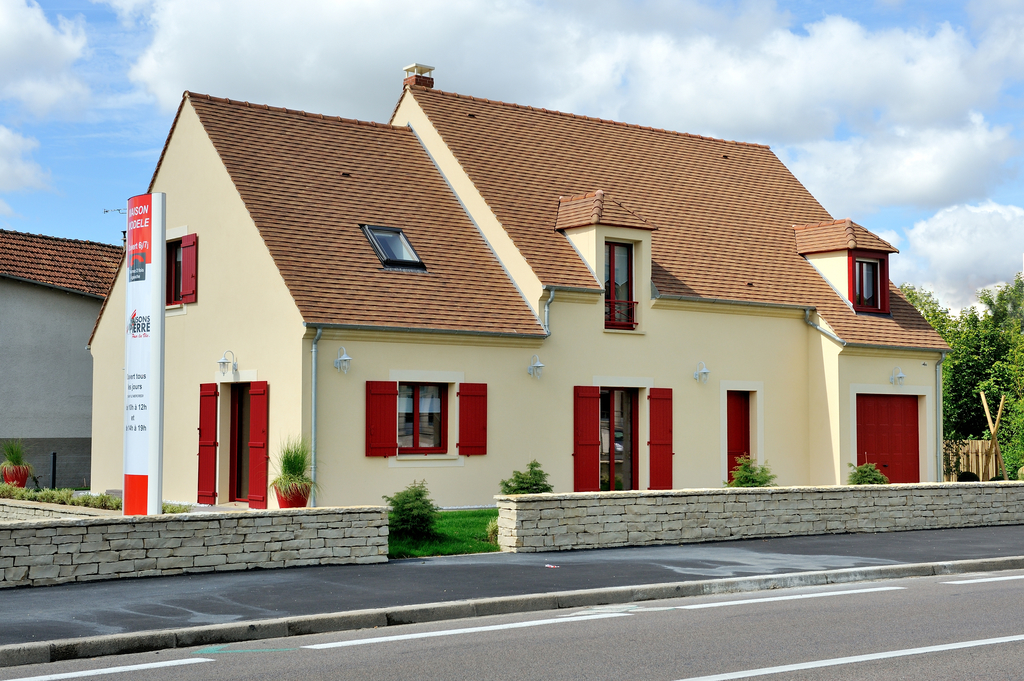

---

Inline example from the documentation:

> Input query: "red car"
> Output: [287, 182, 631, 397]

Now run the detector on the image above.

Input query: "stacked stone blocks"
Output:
[496, 483, 1024, 552]
[0, 506, 388, 588]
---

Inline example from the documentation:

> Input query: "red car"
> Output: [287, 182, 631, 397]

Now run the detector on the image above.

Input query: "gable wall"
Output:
[90, 100, 306, 504]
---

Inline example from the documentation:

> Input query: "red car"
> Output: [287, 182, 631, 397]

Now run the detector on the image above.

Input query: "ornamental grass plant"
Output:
[269, 437, 315, 498]
[1, 439, 33, 475]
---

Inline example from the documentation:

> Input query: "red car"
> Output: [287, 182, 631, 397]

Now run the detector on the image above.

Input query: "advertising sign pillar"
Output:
[123, 193, 166, 515]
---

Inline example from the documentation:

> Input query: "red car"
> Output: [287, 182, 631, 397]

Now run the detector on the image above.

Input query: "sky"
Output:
[1, 0, 1023, 310]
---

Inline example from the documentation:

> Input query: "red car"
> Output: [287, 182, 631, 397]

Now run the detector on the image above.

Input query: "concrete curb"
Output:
[2, 555, 1022, 669]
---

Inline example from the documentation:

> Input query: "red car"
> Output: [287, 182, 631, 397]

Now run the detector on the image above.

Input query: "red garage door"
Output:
[856, 394, 919, 483]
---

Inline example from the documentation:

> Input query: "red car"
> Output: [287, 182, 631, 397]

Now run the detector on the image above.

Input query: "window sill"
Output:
[604, 328, 645, 335]
[389, 454, 464, 469]
[165, 303, 187, 317]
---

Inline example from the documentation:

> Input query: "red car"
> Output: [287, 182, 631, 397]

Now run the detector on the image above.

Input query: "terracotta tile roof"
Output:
[407, 87, 946, 350]
[555, 190, 657, 232]
[0, 229, 122, 298]
[182, 93, 544, 336]
[794, 218, 897, 255]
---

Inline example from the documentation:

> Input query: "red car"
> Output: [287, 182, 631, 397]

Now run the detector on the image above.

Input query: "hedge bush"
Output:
[499, 460, 554, 494]
[384, 480, 439, 539]
[847, 462, 890, 485]
[725, 456, 777, 487]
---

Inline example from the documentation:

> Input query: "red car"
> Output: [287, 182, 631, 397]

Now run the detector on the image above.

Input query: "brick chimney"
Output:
[403, 63, 435, 88]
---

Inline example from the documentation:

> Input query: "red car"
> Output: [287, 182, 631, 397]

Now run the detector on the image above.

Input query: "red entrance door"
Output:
[228, 381, 270, 508]
[856, 394, 919, 483]
[727, 391, 750, 482]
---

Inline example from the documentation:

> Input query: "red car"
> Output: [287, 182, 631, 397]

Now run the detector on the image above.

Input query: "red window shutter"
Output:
[366, 381, 398, 457]
[573, 386, 601, 492]
[197, 383, 219, 504]
[247, 381, 269, 509]
[180, 233, 197, 304]
[648, 388, 673, 490]
[457, 383, 487, 455]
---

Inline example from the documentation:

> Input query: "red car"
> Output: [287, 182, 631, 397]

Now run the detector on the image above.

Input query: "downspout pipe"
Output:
[543, 289, 555, 335]
[803, 308, 846, 347]
[936, 351, 947, 482]
[310, 326, 323, 507]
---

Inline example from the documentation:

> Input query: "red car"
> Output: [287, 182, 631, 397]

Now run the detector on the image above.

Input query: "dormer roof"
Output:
[793, 218, 898, 256]
[554, 190, 657, 232]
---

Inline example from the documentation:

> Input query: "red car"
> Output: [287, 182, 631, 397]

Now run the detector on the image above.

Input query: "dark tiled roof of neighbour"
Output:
[181, 93, 544, 336]
[794, 218, 898, 255]
[555, 191, 656, 232]
[0, 229, 122, 298]
[407, 86, 945, 350]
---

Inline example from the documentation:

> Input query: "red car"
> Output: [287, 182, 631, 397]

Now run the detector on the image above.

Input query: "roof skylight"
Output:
[363, 225, 425, 270]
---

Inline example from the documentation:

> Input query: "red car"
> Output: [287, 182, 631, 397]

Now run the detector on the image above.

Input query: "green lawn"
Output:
[388, 508, 499, 559]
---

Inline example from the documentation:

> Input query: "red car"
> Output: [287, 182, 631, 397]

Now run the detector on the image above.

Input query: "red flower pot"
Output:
[274, 487, 310, 508]
[2, 465, 30, 488]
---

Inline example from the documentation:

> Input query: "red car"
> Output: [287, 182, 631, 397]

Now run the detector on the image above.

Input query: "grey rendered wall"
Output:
[0, 278, 102, 487]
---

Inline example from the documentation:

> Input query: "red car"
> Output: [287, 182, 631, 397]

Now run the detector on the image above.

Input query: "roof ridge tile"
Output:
[184, 91, 412, 132]
[410, 85, 771, 149]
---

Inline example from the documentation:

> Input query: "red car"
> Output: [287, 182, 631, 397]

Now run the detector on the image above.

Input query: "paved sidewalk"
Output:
[2, 524, 1023, 646]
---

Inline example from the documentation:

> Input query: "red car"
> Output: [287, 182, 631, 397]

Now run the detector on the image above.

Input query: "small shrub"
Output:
[847, 462, 889, 485]
[499, 460, 554, 495]
[957, 471, 981, 482]
[162, 502, 192, 514]
[485, 517, 499, 544]
[725, 456, 777, 487]
[384, 480, 439, 540]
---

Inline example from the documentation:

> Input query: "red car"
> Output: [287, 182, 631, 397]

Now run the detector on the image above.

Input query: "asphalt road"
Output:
[5, 569, 1024, 680]
[2, 524, 1024, 646]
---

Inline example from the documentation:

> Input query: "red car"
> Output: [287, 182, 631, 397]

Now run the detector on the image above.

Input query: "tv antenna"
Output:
[103, 208, 126, 215]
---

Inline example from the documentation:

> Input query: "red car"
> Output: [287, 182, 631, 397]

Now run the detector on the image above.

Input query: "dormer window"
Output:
[849, 250, 889, 313]
[363, 225, 425, 270]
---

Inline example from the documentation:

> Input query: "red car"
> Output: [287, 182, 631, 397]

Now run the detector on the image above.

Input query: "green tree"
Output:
[903, 275, 1024, 479]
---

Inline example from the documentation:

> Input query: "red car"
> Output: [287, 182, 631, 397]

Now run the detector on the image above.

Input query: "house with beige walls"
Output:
[88, 66, 948, 509]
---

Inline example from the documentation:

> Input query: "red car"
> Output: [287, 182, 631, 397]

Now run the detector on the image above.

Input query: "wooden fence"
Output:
[943, 440, 998, 481]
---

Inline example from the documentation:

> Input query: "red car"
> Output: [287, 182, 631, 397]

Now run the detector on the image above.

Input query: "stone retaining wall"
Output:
[496, 483, 1024, 552]
[0, 506, 388, 588]
[0, 499, 116, 522]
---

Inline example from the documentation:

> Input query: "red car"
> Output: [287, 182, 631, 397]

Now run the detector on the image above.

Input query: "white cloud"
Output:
[0, 1, 89, 114]
[119, 1, 1024, 218]
[0, 125, 47, 192]
[780, 113, 1016, 215]
[894, 201, 1024, 309]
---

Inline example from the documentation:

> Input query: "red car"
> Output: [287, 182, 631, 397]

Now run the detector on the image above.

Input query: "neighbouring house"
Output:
[88, 66, 948, 509]
[1, 229, 122, 488]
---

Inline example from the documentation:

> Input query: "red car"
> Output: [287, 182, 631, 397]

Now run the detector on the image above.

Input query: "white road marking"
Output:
[4, 658, 214, 681]
[677, 586, 904, 610]
[303, 612, 630, 649]
[943, 574, 1024, 584]
[673, 633, 1024, 680]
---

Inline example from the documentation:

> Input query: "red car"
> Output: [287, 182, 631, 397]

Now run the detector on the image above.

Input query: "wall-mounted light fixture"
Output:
[334, 347, 352, 374]
[890, 366, 906, 386]
[217, 350, 237, 374]
[527, 354, 545, 379]
[693, 361, 710, 384]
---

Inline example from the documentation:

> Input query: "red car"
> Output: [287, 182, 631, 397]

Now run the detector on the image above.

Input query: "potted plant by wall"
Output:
[270, 437, 315, 508]
[1, 439, 33, 488]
